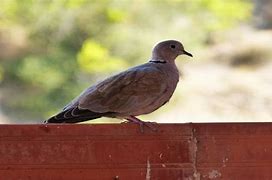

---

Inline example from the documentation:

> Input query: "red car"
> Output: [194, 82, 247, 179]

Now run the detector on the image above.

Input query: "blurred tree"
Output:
[0, 0, 252, 122]
[254, 0, 272, 29]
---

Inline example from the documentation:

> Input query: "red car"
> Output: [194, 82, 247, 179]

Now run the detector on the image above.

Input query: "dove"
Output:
[45, 40, 192, 131]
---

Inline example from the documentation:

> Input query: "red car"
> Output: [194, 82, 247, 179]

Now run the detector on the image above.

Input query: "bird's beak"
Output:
[183, 50, 193, 57]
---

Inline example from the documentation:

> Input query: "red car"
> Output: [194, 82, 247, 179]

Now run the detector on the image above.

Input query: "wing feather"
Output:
[79, 64, 166, 114]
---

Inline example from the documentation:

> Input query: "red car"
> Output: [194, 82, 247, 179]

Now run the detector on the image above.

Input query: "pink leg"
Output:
[125, 116, 157, 132]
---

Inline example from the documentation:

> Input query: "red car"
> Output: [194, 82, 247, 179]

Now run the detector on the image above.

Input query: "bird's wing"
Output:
[78, 64, 167, 114]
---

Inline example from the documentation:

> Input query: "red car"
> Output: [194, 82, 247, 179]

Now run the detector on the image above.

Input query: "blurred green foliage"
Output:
[77, 39, 128, 73]
[0, 0, 252, 122]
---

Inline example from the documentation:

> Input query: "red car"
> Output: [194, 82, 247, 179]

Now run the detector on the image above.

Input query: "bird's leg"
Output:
[125, 116, 145, 132]
[125, 116, 157, 132]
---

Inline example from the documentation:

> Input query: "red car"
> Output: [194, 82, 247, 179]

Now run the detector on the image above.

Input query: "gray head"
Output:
[151, 40, 192, 62]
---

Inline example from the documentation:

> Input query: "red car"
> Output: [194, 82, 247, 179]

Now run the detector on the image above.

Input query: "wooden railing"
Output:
[1, 123, 272, 179]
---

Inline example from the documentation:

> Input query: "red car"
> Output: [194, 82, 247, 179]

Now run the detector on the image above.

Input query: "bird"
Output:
[45, 40, 192, 131]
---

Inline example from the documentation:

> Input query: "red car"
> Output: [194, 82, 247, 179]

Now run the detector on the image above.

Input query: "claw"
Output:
[142, 121, 157, 132]
[125, 116, 158, 132]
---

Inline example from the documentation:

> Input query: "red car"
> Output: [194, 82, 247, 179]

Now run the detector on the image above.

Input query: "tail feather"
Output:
[45, 107, 107, 123]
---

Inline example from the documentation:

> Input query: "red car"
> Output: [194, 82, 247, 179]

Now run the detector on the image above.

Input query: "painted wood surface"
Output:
[0, 123, 272, 179]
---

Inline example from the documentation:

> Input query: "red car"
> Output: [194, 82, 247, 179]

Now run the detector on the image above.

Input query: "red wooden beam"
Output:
[0, 123, 272, 179]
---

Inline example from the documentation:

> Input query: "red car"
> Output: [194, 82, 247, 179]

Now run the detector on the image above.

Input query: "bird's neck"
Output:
[149, 59, 167, 63]
[149, 57, 177, 65]
[151, 55, 176, 63]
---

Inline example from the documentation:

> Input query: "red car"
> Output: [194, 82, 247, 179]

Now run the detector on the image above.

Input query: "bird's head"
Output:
[151, 40, 192, 63]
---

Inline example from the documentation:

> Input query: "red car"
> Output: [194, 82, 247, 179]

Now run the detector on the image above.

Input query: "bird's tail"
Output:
[44, 107, 108, 124]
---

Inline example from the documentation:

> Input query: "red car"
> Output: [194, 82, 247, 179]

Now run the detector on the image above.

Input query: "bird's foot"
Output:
[141, 121, 158, 132]
[125, 116, 157, 133]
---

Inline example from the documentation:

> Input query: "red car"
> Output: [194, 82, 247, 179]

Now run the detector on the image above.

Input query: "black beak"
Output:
[183, 50, 193, 57]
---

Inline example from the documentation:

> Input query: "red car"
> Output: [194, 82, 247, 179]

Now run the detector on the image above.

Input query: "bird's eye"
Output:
[170, 45, 176, 49]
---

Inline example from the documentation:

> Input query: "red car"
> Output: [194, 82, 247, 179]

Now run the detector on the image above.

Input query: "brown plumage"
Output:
[45, 40, 192, 130]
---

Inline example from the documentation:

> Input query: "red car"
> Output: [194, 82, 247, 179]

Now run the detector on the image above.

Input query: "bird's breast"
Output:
[131, 64, 180, 116]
